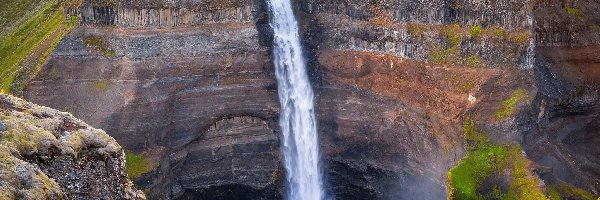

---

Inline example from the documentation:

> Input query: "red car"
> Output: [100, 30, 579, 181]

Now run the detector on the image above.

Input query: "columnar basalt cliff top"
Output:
[0, 94, 145, 199]
[88, 0, 252, 9]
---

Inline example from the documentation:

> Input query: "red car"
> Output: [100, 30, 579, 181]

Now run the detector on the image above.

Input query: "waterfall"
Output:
[521, 10, 536, 70]
[265, 0, 325, 200]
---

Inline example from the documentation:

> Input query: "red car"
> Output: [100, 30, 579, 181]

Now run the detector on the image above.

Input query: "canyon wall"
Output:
[524, 0, 600, 194]
[20, 0, 600, 199]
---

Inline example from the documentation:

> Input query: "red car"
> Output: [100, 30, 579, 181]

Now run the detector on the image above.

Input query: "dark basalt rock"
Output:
[154, 116, 283, 199]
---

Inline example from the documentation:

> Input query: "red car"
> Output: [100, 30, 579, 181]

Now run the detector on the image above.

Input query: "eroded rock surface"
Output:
[0, 94, 145, 199]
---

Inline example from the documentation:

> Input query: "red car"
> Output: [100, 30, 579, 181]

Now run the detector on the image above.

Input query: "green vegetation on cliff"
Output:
[0, 0, 45, 38]
[470, 25, 482, 38]
[423, 23, 531, 67]
[0, 0, 77, 94]
[448, 118, 548, 200]
[125, 151, 150, 178]
[84, 35, 116, 57]
[565, 7, 584, 17]
[495, 89, 528, 120]
[550, 183, 597, 200]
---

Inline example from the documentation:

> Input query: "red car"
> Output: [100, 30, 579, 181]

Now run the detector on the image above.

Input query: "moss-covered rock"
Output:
[0, 94, 145, 199]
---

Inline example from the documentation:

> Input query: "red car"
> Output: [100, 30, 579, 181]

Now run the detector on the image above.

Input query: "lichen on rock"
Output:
[0, 94, 145, 199]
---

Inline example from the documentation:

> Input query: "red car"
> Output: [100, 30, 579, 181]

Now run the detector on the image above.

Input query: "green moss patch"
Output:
[508, 31, 531, 46]
[466, 54, 483, 68]
[407, 23, 427, 39]
[430, 46, 459, 65]
[489, 27, 506, 38]
[449, 118, 507, 199]
[440, 23, 463, 46]
[84, 35, 116, 57]
[552, 183, 597, 200]
[449, 118, 549, 200]
[495, 89, 528, 120]
[88, 79, 111, 92]
[470, 25, 482, 38]
[565, 7, 584, 17]
[417, 23, 531, 67]
[125, 150, 150, 178]
[0, 111, 59, 155]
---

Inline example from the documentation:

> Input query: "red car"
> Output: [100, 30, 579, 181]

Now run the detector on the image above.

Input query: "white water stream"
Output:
[266, 0, 325, 199]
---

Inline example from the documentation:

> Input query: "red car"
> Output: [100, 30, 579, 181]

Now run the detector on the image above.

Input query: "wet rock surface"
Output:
[0, 94, 145, 199]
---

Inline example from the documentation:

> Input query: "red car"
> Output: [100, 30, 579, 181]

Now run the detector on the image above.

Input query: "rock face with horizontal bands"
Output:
[0, 94, 145, 200]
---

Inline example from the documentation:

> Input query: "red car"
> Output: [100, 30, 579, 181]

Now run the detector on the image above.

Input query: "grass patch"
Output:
[430, 46, 459, 65]
[440, 23, 463, 46]
[470, 25, 482, 38]
[495, 89, 528, 120]
[508, 31, 531, 46]
[0, 0, 47, 38]
[88, 79, 111, 92]
[84, 35, 116, 57]
[407, 23, 426, 39]
[449, 144, 508, 200]
[489, 26, 506, 38]
[0, 0, 67, 93]
[555, 183, 596, 200]
[125, 150, 150, 179]
[547, 186, 562, 200]
[9, 15, 78, 95]
[466, 54, 483, 67]
[565, 7, 584, 17]
[458, 80, 476, 94]
[429, 24, 464, 65]
[60, 0, 84, 9]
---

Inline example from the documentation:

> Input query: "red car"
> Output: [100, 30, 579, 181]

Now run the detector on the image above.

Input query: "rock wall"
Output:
[0, 94, 145, 199]
[26, 0, 282, 198]
[295, 0, 535, 68]
[523, 0, 600, 195]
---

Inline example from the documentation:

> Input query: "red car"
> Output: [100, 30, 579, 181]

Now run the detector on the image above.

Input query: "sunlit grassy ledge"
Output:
[0, 0, 77, 94]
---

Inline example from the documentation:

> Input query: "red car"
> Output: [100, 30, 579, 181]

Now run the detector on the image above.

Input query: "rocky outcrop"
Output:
[0, 94, 145, 199]
[295, 0, 535, 69]
[150, 116, 283, 199]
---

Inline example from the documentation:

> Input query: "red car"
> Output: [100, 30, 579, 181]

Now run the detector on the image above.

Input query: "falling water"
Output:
[521, 11, 536, 69]
[265, 0, 325, 200]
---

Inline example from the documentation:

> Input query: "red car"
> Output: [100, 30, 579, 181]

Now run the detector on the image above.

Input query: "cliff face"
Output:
[20, 0, 600, 199]
[0, 94, 145, 199]
[524, 0, 600, 194]
[26, 0, 282, 199]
